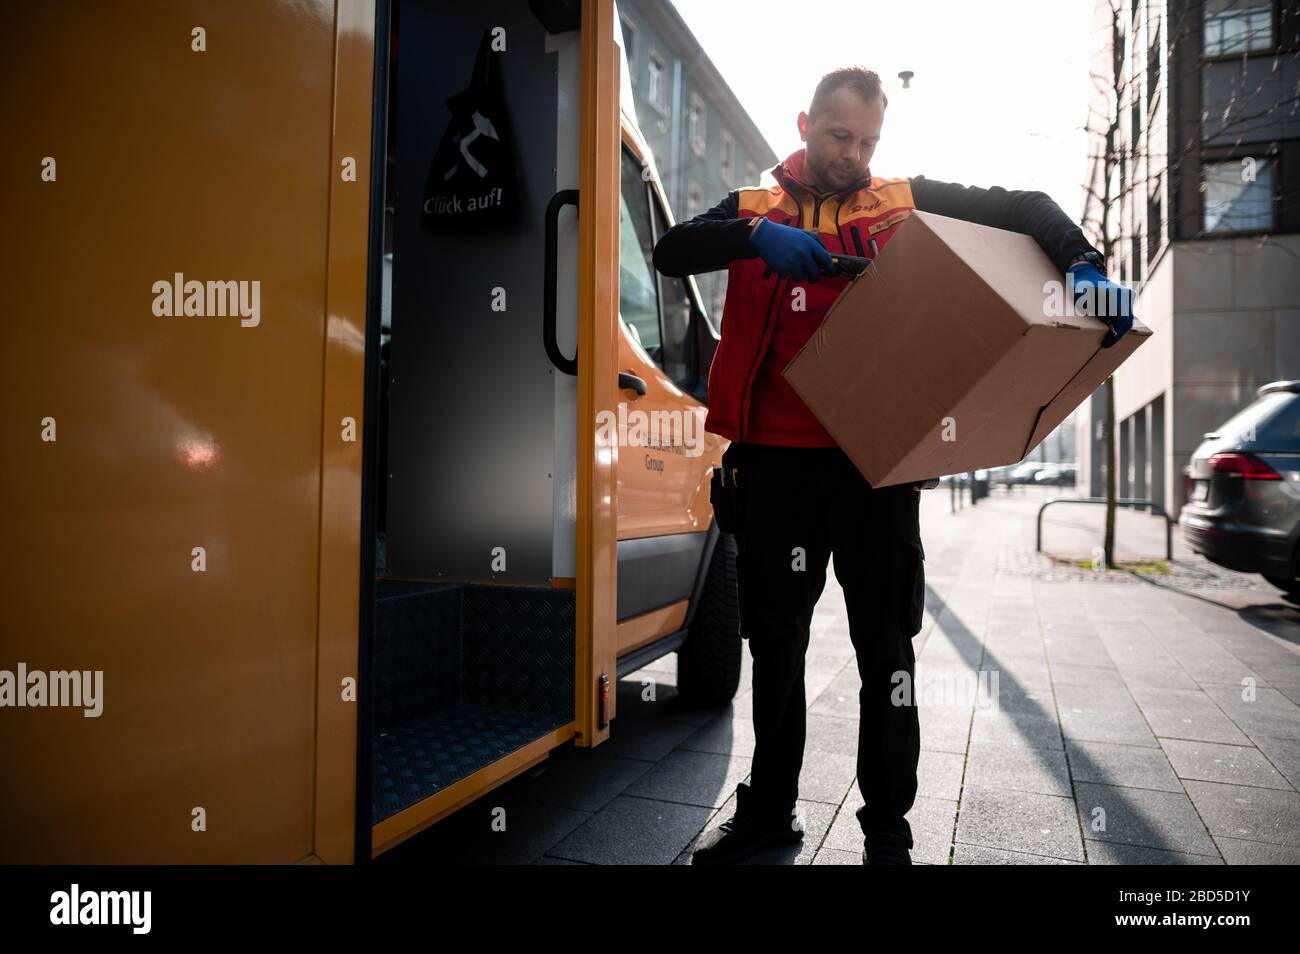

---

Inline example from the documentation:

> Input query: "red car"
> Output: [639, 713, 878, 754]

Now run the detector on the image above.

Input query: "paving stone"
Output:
[1049, 663, 1127, 690]
[1084, 841, 1224, 864]
[796, 746, 859, 805]
[804, 646, 855, 674]
[964, 739, 1072, 797]
[1065, 739, 1183, 792]
[970, 706, 1064, 750]
[1159, 738, 1292, 789]
[622, 748, 751, 808]
[1182, 779, 1300, 848]
[1074, 782, 1218, 856]
[804, 666, 841, 707]
[953, 843, 1083, 864]
[955, 786, 1084, 861]
[547, 795, 712, 865]
[812, 846, 867, 864]
[1215, 836, 1300, 864]
[1175, 654, 1267, 688]
[1128, 686, 1251, 745]
[1116, 664, 1200, 690]
[982, 653, 1055, 690]
[1056, 683, 1158, 747]
[511, 747, 655, 813]
[678, 712, 757, 758]
[918, 701, 974, 754]
[596, 711, 701, 762]
[1246, 733, 1300, 789]
[1200, 685, 1300, 741]
[917, 748, 966, 801]
[808, 669, 863, 720]
[1261, 664, 1300, 695]
[804, 711, 863, 754]
[981, 679, 1056, 715]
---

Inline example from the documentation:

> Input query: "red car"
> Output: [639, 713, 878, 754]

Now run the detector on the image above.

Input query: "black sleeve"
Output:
[910, 175, 1102, 274]
[652, 191, 761, 277]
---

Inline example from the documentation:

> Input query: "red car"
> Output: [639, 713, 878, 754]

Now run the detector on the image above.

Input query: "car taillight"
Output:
[1208, 452, 1282, 479]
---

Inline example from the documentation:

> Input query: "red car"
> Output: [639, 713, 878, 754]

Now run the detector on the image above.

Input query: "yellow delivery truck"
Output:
[0, 0, 739, 863]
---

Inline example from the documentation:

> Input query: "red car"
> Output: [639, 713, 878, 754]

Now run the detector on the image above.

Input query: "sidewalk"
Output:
[379, 485, 1300, 865]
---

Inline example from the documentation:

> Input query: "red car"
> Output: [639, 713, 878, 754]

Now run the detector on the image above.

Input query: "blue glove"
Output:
[1068, 263, 1134, 348]
[749, 219, 835, 283]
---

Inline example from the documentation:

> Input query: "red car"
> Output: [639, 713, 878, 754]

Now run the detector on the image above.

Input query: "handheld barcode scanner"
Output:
[761, 237, 879, 281]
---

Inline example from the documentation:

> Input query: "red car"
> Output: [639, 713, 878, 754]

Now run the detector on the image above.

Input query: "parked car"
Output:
[986, 464, 1019, 489]
[1180, 381, 1300, 599]
[1033, 463, 1078, 487]
[1007, 461, 1047, 485]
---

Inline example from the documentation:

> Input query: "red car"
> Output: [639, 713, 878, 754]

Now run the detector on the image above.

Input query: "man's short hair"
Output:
[808, 67, 888, 118]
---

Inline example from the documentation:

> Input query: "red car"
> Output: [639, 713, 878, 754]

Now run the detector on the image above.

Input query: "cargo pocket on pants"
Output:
[710, 445, 746, 535]
[903, 538, 925, 638]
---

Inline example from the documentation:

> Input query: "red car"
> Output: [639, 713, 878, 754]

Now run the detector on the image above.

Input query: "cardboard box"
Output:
[783, 210, 1152, 488]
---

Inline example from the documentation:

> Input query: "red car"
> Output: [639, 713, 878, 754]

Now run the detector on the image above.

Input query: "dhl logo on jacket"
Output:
[705, 148, 916, 447]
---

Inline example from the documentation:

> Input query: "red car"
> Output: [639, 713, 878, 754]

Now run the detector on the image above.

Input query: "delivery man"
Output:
[653, 66, 1134, 865]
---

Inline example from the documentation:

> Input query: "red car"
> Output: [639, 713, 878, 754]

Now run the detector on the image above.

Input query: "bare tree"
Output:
[1079, 0, 1299, 567]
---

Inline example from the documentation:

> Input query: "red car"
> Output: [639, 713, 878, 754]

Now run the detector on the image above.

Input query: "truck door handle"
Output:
[618, 371, 647, 396]
[544, 188, 579, 376]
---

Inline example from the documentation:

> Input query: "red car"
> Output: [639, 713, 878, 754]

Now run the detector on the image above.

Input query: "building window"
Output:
[745, 161, 758, 185]
[1203, 0, 1273, 57]
[620, 16, 636, 69]
[688, 182, 703, 219]
[720, 130, 735, 185]
[688, 94, 706, 156]
[1202, 159, 1273, 233]
[1146, 0, 1162, 108]
[648, 52, 667, 112]
[1147, 181, 1165, 261]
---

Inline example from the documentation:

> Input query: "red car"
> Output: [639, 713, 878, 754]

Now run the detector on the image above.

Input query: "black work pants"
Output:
[722, 440, 925, 849]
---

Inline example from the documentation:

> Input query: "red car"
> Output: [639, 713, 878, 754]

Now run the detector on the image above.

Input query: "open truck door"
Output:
[1, 0, 737, 864]
[369, 0, 736, 856]
[366, 0, 624, 857]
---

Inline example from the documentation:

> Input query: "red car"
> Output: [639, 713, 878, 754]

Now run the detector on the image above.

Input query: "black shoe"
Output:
[862, 836, 912, 865]
[691, 783, 804, 865]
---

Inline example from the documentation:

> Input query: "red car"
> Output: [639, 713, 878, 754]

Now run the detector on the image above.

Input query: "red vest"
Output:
[705, 149, 916, 446]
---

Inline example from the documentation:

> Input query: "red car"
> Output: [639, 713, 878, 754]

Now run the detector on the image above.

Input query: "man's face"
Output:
[797, 86, 885, 193]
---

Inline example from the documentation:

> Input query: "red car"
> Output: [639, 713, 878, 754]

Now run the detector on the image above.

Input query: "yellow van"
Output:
[1, 0, 740, 863]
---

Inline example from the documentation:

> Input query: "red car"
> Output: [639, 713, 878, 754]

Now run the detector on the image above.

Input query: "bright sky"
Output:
[669, 0, 1098, 220]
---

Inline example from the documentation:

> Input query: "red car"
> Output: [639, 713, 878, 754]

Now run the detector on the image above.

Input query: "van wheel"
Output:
[678, 531, 743, 706]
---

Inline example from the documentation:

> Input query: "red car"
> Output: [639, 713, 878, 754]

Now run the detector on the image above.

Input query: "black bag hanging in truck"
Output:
[419, 28, 521, 229]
